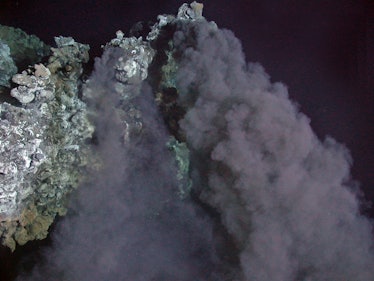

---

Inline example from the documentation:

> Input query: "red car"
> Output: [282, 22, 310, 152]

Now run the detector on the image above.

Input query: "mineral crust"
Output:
[0, 25, 50, 82]
[0, 1, 205, 251]
[0, 36, 93, 251]
[0, 40, 17, 88]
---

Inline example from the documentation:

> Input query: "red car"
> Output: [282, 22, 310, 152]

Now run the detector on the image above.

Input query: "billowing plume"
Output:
[14, 3, 374, 281]
[17, 47, 227, 281]
[174, 20, 374, 280]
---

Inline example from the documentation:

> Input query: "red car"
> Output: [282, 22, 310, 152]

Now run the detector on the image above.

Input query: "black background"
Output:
[0, 0, 373, 279]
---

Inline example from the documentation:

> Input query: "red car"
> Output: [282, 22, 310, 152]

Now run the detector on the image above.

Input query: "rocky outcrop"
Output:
[0, 1, 204, 251]
[0, 25, 50, 72]
[0, 40, 17, 88]
[0, 37, 93, 251]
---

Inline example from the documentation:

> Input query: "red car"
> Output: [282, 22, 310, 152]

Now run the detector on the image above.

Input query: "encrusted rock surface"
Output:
[167, 137, 192, 198]
[0, 1, 204, 251]
[10, 64, 54, 104]
[84, 30, 156, 144]
[0, 40, 17, 88]
[104, 31, 155, 99]
[0, 25, 50, 70]
[0, 36, 93, 251]
[0, 25, 50, 103]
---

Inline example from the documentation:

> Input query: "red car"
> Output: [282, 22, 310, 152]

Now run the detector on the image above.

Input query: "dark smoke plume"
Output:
[17, 4, 374, 281]
[174, 20, 374, 281]
[17, 47, 226, 281]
